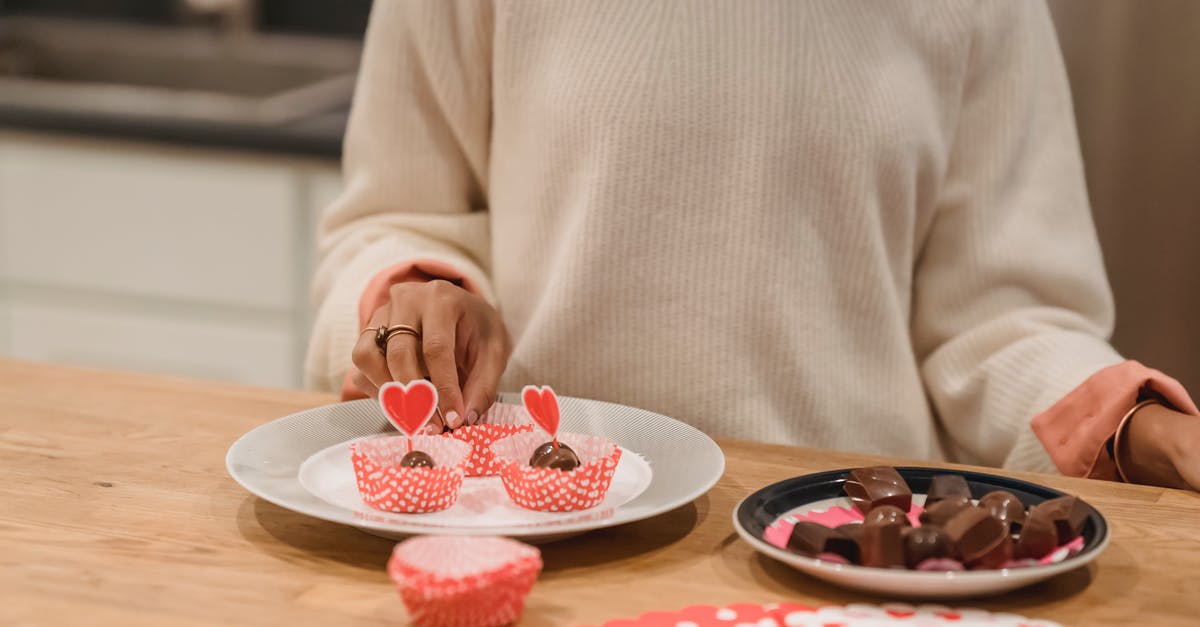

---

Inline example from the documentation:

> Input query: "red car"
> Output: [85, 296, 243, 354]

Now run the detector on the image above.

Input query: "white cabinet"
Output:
[0, 131, 339, 388]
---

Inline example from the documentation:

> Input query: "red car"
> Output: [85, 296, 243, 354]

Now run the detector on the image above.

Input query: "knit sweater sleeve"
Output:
[912, 0, 1123, 472]
[304, 0, 495, 392]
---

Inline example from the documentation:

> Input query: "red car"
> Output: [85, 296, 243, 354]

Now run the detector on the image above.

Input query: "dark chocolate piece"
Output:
[969, 537, 1014, 570]
[787, 522, 834, 556]
[864, 504, 911, 527]
[860, 522, 906, 568]
[843, 466, 912, 514]
[529, 441, 581, 471]
[826, 524, 863, 563]
[1014, 511, 1059, 559]
[904, 525, 953, 568]
[979, 491, 1027, 531]
[399, 450, 436, 468]
[1034, 496, 1088, 544]
[942, 506, 1007, 563]
[925, 475, 972, 506]
[919, 496, 971, 526]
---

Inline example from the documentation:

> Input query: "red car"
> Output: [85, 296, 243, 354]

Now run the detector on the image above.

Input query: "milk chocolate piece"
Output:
[1014, 511, 1059, 559]
[787, 522, 834, 556]
[919, 496, 971, 526]
[926, 475, 972, 506]
[844, 466, 912, 514]
[969, 537, 1014, 570]
[904, 525, 953, 568]
[864, 504, 912, 527]
[979, 491, 1027, 531]
[942, 506, 1007, 563]
[826, 524, 864, 563]
[1035, 496, 1088, 544]
[529, 441, 581, 471]
[399, 450, 436, 468]
[860, 523, 906, 568]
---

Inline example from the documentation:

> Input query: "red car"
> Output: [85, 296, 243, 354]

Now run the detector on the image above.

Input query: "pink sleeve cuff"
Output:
[1031, 360, 1199, 480]
[340, 259, 487, 401]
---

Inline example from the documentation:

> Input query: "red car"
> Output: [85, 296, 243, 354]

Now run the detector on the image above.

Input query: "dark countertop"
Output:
[0, 105, 347, 159]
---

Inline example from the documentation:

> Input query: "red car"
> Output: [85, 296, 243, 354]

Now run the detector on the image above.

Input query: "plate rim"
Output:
[226, 395, 726, 537]
[732, 466, 1110, 586]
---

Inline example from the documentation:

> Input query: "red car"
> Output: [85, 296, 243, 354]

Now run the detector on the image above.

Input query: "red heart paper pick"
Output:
[379, 380, 438, 436]
[522, 385, 560, 438]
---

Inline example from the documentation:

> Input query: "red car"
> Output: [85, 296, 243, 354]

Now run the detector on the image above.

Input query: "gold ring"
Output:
[375, 324, 421, 352]
[360, 325, 382, 336]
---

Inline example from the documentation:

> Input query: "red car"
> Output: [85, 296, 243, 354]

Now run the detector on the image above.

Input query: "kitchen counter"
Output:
[2, 358, 1198, 625]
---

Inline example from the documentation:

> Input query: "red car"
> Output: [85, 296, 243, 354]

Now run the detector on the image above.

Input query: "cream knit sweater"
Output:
[306, 0, 1124, 471]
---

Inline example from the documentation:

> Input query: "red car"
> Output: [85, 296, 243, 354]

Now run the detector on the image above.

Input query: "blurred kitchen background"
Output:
[0, 1, 1196, 394]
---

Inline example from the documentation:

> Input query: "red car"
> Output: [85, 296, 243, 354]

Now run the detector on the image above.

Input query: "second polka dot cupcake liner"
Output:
[490, 431, 622, 512]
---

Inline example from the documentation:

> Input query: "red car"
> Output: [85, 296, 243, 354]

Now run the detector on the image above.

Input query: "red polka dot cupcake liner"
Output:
[351, 435, 471, 514]
[387, 535, 542, 627]
[446, 402, 535, 477]
[490, 431, 622, 512]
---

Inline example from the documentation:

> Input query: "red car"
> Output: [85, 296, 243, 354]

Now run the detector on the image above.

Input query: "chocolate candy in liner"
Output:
[399, 450, 436, 468]
[979, 490, 1027, 531]
[843, 466, 912, 514]
[786, 521, 834, 556]
[969, 537, 1015, 570]
[925, 475, 972, 506]
[1014, 511, 1059, 559]
[942, 506, 1007, 563]
[904, 525, 953, 568]
[1035, 495, 1088, 544]
[860, 522, 906, 568]
[919, 496, 971, 527]
[529, 441, 581, 471]
[863, 504, 912, 527]
[824, 524, 863, 564]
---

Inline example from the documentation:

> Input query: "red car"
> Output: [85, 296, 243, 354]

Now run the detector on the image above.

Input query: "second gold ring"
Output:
[375, 324, 421, 352]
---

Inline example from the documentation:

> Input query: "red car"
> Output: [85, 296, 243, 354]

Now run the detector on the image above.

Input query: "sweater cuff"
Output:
[340, 259, 488, 401]
[1031, 360, 1199, 480]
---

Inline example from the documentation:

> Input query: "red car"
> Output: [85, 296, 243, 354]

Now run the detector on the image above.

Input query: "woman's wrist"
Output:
[1117, 402, 1192, 489]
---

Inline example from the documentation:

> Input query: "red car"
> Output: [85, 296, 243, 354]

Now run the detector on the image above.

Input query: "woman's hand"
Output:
[351, 280, 511, 432]
[1118, 402, 1200, 491]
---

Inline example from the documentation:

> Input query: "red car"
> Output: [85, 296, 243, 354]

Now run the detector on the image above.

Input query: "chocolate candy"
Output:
[942, 506, 1007, 563]
[826, 524, 863, 563]
[529, 441, 581, 471]
[844, 466, 912, 514]
[926, 475, 972, 507]
[904, 525, 953, 568]
[1014, 510, 1059, 559]
[979, 491, 1027, 531]
[864, 504, 911, 527]
[969, 537, 1014, 570]
[919, 496, 971, 527]
[1034, 496, 1088, 544]
[860, 523, 906, 568]
[399, 450, 436, 468]
[786, 522, 833, 556]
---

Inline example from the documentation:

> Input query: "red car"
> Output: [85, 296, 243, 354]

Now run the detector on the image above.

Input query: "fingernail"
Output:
[445, 410, 462, 429]
[466, 410, 479, 425]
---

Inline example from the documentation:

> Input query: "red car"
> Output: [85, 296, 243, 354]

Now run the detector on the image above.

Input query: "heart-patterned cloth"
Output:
[389, 535, 542, 627]
[579, 602, 1065, 627]
[490, 431, 622, 512]
[447, 403, 535, 477]
[351, 435, 471, 513]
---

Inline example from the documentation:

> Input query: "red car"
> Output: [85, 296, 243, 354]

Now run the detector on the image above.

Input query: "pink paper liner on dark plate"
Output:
[490, 431, 622, 512]
[351, 435, 471, 513]
[446, 402, 535, 477]
[388, 535, 542, 627]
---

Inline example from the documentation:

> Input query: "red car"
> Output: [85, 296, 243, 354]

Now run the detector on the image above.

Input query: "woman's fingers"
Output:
[351, 369, 378, 399]
[384, 298, 426, 386]
[421, 297, 466, 428]
[351, 308, 391, 393]
[462, 340, 507, 425]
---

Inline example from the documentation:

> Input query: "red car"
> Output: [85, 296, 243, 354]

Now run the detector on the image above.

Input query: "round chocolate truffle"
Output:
[399, 450, 436, 468]
[864, 504, 912, 527]
[979, 491, 1027, 531]
[529, 441, 581, 471]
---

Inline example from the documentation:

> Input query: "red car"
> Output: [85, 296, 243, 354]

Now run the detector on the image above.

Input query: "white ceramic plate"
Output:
[227, 393, 724, 540]
[733, 467, 1110, 598]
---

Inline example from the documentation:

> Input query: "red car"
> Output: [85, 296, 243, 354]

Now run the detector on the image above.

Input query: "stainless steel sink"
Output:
[0, 17, 361, 126]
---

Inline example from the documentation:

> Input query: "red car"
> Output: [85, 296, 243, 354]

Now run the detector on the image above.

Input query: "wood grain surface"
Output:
[1, 359, 1198, 626]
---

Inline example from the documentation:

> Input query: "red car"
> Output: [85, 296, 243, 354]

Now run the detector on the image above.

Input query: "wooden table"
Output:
[2, 359, 1199, 626]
